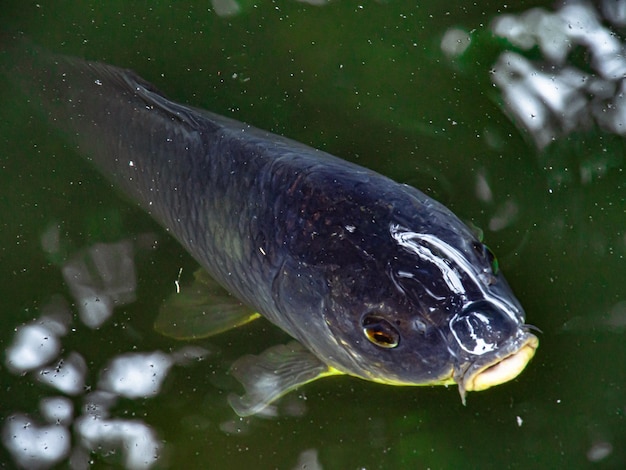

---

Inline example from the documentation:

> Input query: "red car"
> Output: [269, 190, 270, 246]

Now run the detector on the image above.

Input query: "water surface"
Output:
[1, 1, 625, 468]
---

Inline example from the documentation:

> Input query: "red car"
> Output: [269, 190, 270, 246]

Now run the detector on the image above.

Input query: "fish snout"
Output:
[456, 333, 539, 403]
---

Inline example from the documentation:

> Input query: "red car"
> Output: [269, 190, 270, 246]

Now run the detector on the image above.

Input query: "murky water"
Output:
[2, 1, 626, 468]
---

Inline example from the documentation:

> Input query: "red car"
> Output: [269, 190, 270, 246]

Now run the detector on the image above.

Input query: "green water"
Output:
[1, 1, 625, 468]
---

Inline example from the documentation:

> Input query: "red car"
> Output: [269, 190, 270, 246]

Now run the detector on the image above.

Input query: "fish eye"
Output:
[362, 314, 400, 349]
[473, 241, 499, 275]
[484, 245, 499, 275]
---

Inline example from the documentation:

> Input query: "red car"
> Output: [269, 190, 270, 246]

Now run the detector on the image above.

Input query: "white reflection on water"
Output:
[488, 0, 626, 149]
[209, 0, 329, 18]
[36, 352, 87, 396]
[5, 295, 71, 373]
[292, 448, 323, 470]
[2, 397, 74, 468]
[99, 351, 174, 398]
[62, 240, 137, 329]
[72, 389, 162, 470]
[3, 236, 210, 469]
[75, 417, 160, 469]
[3, 413, 72, 469]
[5, 321, 63, 373]
[40, 396, 74, 426]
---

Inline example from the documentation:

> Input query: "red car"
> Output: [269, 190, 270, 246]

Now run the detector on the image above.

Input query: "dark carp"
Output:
[7, 45, 538, 416]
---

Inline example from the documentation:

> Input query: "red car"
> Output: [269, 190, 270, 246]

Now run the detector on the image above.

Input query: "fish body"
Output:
[7, 46, 538, 416]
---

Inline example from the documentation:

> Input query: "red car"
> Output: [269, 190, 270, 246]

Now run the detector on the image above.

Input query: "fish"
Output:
[5, 44, 538, 417]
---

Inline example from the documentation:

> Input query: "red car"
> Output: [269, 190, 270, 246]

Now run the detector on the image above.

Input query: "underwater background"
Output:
[1, 0, 625, 468]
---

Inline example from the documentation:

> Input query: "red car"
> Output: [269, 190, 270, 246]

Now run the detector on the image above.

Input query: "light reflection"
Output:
[98, 351, 174, 399]
[3, 235, 210, 469]
[441, 28, 471, 59]
[2, 413, 72, 469]
[489, 0, 626, 149]
[5, 322, 63, 373]
[491, 51, 588, 149]
[293, 448, 323, 470]
[209, 0, 329, 18]
[40, 397, 74, 426]
[587, 440, 613, 462]
[210, 0, 241, 18]
[61, 240, 137, 329]
[5, 295, 71, 374]
[74, 416, 162, 470]
[36, 352, 87, 396]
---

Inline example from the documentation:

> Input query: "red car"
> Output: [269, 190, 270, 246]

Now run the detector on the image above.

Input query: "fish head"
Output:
[319, 219, 538, 400]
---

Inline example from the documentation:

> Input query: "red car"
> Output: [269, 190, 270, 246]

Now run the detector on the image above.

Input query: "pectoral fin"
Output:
[155, 268, 260, 340]
[228, 341, 342, 417]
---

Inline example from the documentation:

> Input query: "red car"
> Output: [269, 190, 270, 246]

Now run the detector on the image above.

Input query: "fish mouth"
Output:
[455, 332, 539, 404]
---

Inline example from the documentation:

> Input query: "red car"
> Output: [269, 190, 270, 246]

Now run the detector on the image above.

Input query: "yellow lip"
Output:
[464, 334, 539, 392]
